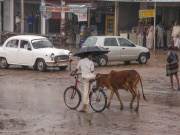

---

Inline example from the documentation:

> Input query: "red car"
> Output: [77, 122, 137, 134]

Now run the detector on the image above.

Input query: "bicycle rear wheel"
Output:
[64, 86, 81, 109]
[89, 88, 107, 112]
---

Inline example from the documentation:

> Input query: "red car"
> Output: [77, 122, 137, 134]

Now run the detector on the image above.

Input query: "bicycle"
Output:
[63, 73, 107, 112]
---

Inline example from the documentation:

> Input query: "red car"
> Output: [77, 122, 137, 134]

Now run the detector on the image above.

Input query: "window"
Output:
[6, 40, 19, 48]
[83, 37, 97, 47]
[32, 38, 53, 49]
[104, 38, 118, 46]
[118, 38, 134, 47]
[20, 40, 30, 49]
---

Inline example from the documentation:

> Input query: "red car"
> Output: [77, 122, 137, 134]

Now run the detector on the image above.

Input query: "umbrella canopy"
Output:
[74, 46, 109, 58]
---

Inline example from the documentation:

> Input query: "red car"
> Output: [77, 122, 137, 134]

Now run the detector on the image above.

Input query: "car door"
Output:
[118, 38, 139, 60]
[17, 40, 33, 65]
[103, 37, 120, 61]
[4, 39, 19, 64]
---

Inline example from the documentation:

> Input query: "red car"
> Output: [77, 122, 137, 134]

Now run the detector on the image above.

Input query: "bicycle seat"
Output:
[89, 79, 95, 83]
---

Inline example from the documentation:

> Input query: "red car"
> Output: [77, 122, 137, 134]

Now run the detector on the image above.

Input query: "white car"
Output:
[0, 35, 71, 71]
[82, 36, 150, 66]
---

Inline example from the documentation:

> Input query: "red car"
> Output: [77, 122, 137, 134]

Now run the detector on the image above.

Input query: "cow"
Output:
[95, 70, 147, 111]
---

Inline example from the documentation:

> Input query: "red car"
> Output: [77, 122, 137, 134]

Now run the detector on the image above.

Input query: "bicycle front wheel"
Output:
[89, 88, 107, 112]
[64, 86, 81, 109]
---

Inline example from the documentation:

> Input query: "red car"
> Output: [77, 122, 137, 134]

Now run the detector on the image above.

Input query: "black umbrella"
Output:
[74, 46, 109, 58]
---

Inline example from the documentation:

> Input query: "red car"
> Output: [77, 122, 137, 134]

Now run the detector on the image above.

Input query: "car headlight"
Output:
[50, 53, 55, 60]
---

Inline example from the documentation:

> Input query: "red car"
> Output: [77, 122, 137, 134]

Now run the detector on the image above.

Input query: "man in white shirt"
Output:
[71, 52, 95, 112]
[171, 21, 180, 48]
[24, 42, 30, 49]
[156, 21, 165, 48]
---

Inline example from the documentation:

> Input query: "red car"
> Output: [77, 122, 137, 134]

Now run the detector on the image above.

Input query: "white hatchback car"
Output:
[0, 35, 71, 71]
[82, 36, 150, 66]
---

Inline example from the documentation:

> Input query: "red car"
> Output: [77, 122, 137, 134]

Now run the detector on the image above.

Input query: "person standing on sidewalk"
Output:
[136, 21, 144, 46]
[156, 21, 165, 49]
[171, 20, 180, 48]
[166, 45, 180, 90]
[15, 12, 21, 33]
[34, 11, 40, 34]
[28, 12, 34, 33]
[146, 22, 154, 50]
[71, 52, 95, 112]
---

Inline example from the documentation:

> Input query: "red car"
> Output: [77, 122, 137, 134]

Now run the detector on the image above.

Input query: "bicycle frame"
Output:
[64, 72, 107, 112]
[73, 74, 80, 89]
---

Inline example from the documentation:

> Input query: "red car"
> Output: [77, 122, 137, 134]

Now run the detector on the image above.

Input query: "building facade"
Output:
[1, 0, 180, 45]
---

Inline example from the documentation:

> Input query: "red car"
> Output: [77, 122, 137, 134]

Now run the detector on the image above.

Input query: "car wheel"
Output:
[0, 58, 9, 69]
[138, 54, 147, 64]
[36, 59, 47, 72]
[124, 61, 131, 65]
[59, 66, 67, 70]
[97, 55, 108, 66]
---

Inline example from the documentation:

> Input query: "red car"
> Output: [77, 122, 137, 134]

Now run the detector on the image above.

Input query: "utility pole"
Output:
[20, 0, 24, 34]
[0, 0, 4, 45]
[60, 0, 66, 46]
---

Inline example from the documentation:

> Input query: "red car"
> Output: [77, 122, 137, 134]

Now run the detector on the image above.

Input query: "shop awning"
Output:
[98, 0, 180, 2]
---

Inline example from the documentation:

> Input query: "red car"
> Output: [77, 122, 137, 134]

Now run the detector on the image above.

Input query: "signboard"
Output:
[108, 0, 180, 2]
[77, 13, 87, 22]
[42, 12, 52, 19]
[40, 5, 87, 13]
[139, 10, 155, 18]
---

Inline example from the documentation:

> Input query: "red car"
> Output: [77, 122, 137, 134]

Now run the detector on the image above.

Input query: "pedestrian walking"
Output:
[166, 45, 180, 90]
[156, 21, 165, 48]
[71, 52, 95, 112]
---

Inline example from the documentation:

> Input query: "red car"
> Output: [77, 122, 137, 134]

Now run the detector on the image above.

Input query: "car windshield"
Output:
[31, 38, 54, 49]
[83, 37, 97, 46]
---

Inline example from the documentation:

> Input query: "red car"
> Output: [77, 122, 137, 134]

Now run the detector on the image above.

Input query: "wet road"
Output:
[0, 48, 180, 135]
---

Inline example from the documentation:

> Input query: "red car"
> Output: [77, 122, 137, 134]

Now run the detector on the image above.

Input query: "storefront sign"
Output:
[113, 0, 180, 1]
[40, 5, 87, 13]
[77, 13, 87, 22]
[139, 10, 155, 18]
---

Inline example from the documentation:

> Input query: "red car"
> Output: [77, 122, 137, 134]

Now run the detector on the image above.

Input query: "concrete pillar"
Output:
[0, 1, 2, 44]
[20, 0, 24, 34]
[41, 0, 45, 35]
[3, 0, 14, 32]
[114, 2, 119, 36]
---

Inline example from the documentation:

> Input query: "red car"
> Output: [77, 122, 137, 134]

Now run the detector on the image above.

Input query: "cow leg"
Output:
[135, 89, 140, 111]
[114, 90, 123, 109]
[129, 88, 136, 109]
[107, 90, 114, 108]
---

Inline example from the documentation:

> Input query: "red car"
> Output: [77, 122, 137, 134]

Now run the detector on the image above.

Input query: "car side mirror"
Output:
[27, 47, 31, 51]
[131, 43, 135, 47]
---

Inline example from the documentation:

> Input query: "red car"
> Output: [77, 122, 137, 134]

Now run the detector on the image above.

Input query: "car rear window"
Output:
[82, 37, 97, 46]
[32, 38, 54, 49]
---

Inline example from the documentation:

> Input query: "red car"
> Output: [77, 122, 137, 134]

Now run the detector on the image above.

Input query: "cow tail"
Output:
[139, 77, 147, 101]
